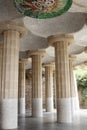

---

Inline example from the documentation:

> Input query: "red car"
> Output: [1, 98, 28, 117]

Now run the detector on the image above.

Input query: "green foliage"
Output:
[76, 74, 87, 104]
[82, 88, 87, 104]
[77, 75, 87, 89]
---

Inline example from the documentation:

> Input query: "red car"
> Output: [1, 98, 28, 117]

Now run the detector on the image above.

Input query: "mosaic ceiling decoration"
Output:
[14, 0, 72, 19]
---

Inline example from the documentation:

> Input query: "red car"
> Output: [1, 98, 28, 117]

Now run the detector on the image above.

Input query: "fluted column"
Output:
[27, 50, 46, 117]
[43, 63, 54, 112]
[18, 59, 27, 115]
[48, 34, 74, 123]
[53, 71, 56, 108]
[28, 72, 32, 112]
[0, 44, 3, 98]
[69, 56, 77, 114]
[0, 23, 27, 129]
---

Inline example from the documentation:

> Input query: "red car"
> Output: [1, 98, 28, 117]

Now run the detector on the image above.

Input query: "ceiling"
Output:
[1, 0, 87, 69]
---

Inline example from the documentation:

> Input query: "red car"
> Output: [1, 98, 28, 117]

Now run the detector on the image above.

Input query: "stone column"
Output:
[48, 34, 74, 123]
[28, 71, 32, 112]
[53, 70, 56, 109]
[0, 44, 3, 97]
[69, 56, 77, 114]
[0, 23, 27, 129]
[43, 63, 54, 112]
[27, 50, 46, 117]
[18, 59, 27, 115]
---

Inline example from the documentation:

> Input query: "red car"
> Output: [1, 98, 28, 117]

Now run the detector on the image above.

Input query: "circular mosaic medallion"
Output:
[14, 0, 72, 19]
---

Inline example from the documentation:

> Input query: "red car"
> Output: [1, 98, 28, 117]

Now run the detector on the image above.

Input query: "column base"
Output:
[46, 98, 54, 112]
[57, 98, 72, 123]
[0, 99, 18, 129]
[32, 98, 43, 117]
[18, 98, 25, 115]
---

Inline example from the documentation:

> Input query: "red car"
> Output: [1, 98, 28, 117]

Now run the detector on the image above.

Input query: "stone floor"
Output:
[18, 109, 87, 130]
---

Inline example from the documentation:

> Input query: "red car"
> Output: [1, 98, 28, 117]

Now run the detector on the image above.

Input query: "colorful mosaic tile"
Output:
[14, 0, 72, 19]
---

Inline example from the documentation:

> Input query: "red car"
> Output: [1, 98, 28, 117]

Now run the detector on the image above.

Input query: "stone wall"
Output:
[42, 77, 45, 109]
[25, 73, 46, 110]
[25, 78, 32, 111]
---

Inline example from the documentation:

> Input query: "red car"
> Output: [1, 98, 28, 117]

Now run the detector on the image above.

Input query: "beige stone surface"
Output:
[1, 30, 20, 98]
[48, 34, 74, 47]
[69, 56, 76, 97]
[0, 23, 27, 37]
[27, 50, 46, 98]
[32, 54, 42, 98]
[55, 43, 70, 98]
[25, 50, 46, 116]
[0, 44, 3, 99]
[18, 60, 26, 114]
[53, 71, 56, 108]
[48, 34, 74, 98]
[18, 60, 26, 98]
[44, 64, 54, 98]
[0, 24, 27, 99]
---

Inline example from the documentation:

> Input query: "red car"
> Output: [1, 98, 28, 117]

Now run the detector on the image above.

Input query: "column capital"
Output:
[19, 58, 30, 65]
[0, 23, 28, 37]
[48, 34, 74, 47]
[26, 49, 46, 57]
[43, 62, 55, 70]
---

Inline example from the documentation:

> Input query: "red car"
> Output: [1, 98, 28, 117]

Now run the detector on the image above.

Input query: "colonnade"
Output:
[0, 23, 79, 129]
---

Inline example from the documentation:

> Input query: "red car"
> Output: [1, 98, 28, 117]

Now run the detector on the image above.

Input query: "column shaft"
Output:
[45, 65, 54, 112]
[18, 61, 25, 115]
[0, 44, 3, 99]
[55, 42, 70, 98]
[2, 30, 19, 98]
[53, 71, 56, 108]
[32, 55, 42, 117]
[69, 58, 76, 114]
[0, 44, 3, 128]
[69, 60, 75, 97]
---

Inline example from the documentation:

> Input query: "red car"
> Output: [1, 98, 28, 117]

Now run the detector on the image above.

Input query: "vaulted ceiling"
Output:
[1, 0, 87, 68]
